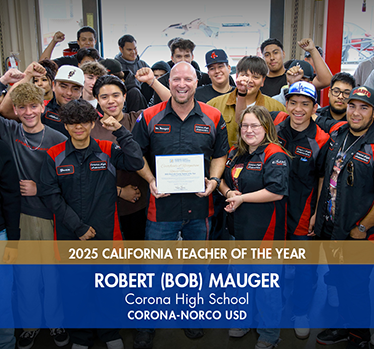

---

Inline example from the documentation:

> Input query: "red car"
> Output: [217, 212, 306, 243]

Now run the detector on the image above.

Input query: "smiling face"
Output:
[33, 75, 52, 96]
[262, 44, 285, 76]
[96, 84, 125, 119]
[240, 112, 266, 152]
[119, 41, 138, 61]
[208, 63, 231, 88]
[64, 121, 95, 147]
[347, 99, 374, 136]
[14, 102, 45, 133]
[53, 81, 83, 106]
[77, 31, 96, 49]
[286, 95, 317, 131]
[169, 62, 197, 105]
[237, 69, 265, 97]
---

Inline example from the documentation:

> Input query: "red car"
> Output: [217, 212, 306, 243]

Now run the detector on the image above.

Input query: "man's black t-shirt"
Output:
[260, 74, 287, 97]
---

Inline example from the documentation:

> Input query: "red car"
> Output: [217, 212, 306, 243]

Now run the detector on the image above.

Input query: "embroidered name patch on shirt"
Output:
[194, 125, 211, 134]
[353, 151, 371, 164]
[56, 165, 74, 175]
[90, 161, 107, 171]
[154, 124, 170, 133]
[45, 111, 61, 122]
[295, 146, 312, 158]
[246, 162, 263, 171]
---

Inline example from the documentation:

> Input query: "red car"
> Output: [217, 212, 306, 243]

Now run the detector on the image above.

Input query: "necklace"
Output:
[21, 126, 45, 151]
[337, 132, 364, 161]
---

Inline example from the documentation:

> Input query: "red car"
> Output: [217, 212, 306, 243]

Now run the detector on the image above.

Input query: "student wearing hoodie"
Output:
[115, 35, 149, 75]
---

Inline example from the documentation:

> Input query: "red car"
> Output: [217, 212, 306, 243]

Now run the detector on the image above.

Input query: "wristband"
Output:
[149, 77, 156, 88]
[225, 189, 232, 197]
[210, 177, 221, 190]
[118, 187, 122, 198]
[237, 91, 247, 97]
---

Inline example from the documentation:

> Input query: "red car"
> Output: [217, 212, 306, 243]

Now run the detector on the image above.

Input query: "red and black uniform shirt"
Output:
[314, 123, 374, 240]
[39, 127, 144, 240]
[132, 99, 229, 222]
[41, 95, 68, 137]
[275, 117, 330, 236]
[224, 144, 290, 240]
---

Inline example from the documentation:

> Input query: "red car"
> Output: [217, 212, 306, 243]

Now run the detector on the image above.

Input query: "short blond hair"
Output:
[80, 61, 107, 77]
[10, 82, 44, 107]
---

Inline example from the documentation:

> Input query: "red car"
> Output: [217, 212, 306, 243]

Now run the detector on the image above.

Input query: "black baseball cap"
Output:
[348, 86, 374, 108]
[289, 60, 314, 79]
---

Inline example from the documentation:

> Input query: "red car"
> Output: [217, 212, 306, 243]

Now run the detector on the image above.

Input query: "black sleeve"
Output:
[0, 140, 21, 241]
[125, 88, 147, 113]
[111, 126, 145, 171]
[152, 73, 169, 105]
[263, 152, 290, 196]
[316, 139, 330, 178]
[39, 154, 90, 238]
[0, 81, 7, 93]
[132, 112, 150, 156]
[212, 115, 230, 159]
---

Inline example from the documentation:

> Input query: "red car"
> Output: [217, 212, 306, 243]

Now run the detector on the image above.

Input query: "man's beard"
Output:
[330, 104, 346, 115]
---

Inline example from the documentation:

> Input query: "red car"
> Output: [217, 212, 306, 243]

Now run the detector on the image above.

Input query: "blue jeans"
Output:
[145, 218, 211, 240]
[255, 265, 282, 345]
[0, 229, 16, 349]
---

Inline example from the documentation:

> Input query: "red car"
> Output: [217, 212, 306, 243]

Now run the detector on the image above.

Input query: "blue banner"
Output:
[1, 263, 373, 328]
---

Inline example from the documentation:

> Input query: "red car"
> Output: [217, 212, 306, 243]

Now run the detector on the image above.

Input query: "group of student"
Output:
[0, 24, 374, 349]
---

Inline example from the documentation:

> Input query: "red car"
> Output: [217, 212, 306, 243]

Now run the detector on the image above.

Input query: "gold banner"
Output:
[1, 240, 374, 265]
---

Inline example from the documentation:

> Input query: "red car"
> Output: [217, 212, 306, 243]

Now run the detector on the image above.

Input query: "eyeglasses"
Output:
[330, 87, 351, 99]
[347, 161, 354, 186]
[240, 124, 263, 131]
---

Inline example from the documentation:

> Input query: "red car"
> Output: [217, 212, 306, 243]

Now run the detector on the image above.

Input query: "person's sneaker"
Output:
[316, 328, 349, 345]
[133, 330, 154, 349]
[18, 329, 40, 349]
[293, 315, 310, 339]
[71, 345, 88, 349]
[228, 328, 251, 338]
[255, 340, 275, 349]
[346, 334, 370, 349]
[107, 338, 124, 349]
[50, 328, 69, 347]
[183, 328, 204, 339]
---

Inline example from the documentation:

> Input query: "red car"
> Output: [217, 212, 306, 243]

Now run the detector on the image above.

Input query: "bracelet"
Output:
[118, 187, 122, 197]
[149, 76, 156, 88]
[237, 91, 247, 97]
[225, 189, 232, 197]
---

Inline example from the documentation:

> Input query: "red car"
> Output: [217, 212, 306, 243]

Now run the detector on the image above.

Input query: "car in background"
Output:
[342, 22, 374, 63]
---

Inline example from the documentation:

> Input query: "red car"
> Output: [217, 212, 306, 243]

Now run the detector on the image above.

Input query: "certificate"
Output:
[155, 154, 205, 194]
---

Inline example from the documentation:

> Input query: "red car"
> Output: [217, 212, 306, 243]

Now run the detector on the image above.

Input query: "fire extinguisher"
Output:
[5, 54, 19, 70]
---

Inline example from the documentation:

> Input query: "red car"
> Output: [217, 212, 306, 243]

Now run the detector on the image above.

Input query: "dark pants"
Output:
[119, 208, 147, 240]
